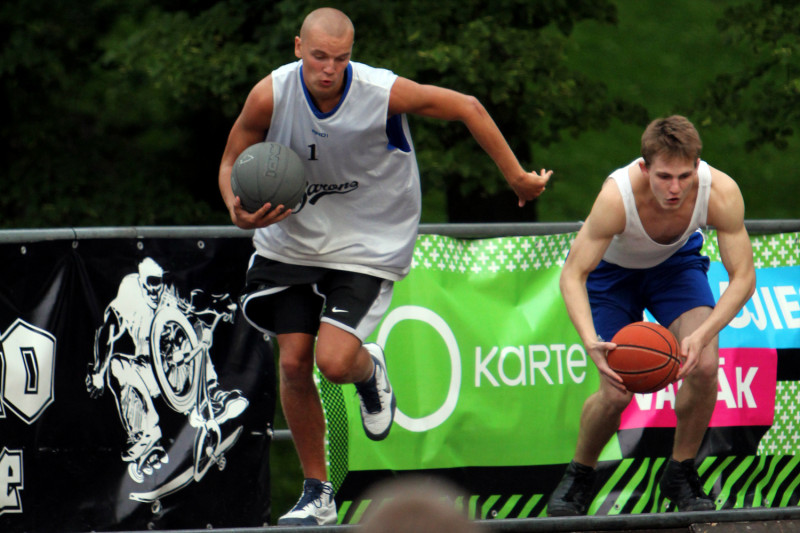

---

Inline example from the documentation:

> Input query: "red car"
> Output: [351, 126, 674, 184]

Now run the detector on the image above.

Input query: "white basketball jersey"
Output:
[602, 158, 712, 269]
[253, 60, 421, 281]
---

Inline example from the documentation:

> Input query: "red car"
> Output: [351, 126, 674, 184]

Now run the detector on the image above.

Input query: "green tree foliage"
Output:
[1, 0, 224, 227]
[697, 0, 800, 150]
[1, 0, 647, 227]
[334, 1, 648, 221]
[532, 0, 799, 222]
[5, 0, 792, 228]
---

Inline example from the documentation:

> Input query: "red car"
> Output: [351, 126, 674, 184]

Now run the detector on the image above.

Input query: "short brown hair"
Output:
[641, 115, 702, 166]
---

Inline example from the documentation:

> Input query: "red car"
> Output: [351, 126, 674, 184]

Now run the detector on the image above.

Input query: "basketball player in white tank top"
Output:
[256, 59, 421, 280]
[602, 158, 712, 269]
[549, 116, 755, 515]
[217, 7, 553, 526]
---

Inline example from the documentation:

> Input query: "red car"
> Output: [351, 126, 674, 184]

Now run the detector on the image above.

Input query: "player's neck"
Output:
[309, 91, 343, 113]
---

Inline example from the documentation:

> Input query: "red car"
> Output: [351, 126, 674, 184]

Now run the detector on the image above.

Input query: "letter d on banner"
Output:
[376, 306, 460, 432]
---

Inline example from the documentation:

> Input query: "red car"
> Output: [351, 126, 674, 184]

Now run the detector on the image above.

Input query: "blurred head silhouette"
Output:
[359, 475, 483, 533]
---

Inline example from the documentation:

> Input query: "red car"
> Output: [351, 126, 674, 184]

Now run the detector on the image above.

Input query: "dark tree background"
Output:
[1, 0, 797, 229]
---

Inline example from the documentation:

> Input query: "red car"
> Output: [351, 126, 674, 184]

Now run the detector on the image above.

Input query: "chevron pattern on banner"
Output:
[334, 454, 800, 523]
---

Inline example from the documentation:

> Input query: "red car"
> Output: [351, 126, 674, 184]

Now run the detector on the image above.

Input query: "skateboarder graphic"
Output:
[86, 258, 249, 492]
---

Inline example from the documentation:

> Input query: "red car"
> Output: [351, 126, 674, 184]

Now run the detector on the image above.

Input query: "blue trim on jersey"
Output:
[299, 63, 353, 119]
[386, 114, 411, 152]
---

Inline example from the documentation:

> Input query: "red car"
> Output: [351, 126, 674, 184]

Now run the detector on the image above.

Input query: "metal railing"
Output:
[1, 219, 797, 243]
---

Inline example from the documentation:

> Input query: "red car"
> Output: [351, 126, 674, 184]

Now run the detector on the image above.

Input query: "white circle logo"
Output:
[376, 306, 460, 432]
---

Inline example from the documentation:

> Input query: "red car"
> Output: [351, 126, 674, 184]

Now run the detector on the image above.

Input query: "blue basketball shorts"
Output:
[586, 232, 715, 341]
[240, 254, 393, 341]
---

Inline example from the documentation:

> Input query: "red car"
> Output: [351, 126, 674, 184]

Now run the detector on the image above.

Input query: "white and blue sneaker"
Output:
[277, 478, 337, 526]
[355, 343, 396, 441]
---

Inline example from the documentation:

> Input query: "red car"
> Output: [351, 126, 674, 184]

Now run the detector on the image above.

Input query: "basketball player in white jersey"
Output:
[547, 116, 755, 515]
[217, 8, 552, 526]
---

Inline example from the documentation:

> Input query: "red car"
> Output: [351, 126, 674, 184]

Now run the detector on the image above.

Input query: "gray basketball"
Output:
[231, 142, 306, 213]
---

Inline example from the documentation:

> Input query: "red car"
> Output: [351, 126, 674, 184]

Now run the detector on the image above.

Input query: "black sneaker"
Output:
[659, 458, 715, 512]
[277, 478, 337, 525]
[546, 460, 597, 516]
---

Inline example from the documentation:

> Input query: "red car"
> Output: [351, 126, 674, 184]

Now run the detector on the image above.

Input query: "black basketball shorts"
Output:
[240, 254, 394, 341]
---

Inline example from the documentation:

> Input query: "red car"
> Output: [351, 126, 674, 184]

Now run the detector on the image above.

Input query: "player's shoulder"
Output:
[260, 61, 300, 95]
[602, 158, 640, 194]
[597, 175, 625, 205]
[272, 60, 301, 78]
[592, 161, 639, 228]
[583, 177, 626, 236]
[706, 163, 743, 200]
[350, 61, 397, 87]
[707, 163, 735, 185]
[706, 163, 745, 228]
[350, 60, 393, 75]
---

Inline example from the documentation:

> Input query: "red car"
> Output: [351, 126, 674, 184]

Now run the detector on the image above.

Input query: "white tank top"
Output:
[253, 60, 421, 281]
[602, 158, 712, 269]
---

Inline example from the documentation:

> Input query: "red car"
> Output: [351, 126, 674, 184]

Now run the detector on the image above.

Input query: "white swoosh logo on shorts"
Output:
[331, 307, 348, 314]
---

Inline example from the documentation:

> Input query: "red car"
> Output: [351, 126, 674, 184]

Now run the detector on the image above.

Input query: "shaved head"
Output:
[300, 8, 354, 41]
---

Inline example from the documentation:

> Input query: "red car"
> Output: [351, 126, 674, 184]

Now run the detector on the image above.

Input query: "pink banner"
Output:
[619, 348, 777, 429]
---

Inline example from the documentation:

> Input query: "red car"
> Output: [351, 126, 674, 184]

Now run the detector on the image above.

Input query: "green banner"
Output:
[318, 230, 800, 521]
[347, 232, 596, 470]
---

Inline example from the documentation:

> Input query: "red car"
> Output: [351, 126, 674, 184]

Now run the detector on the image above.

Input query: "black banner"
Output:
[0, 235, 275, 531]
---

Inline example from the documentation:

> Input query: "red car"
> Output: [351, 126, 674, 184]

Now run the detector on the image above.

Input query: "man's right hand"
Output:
[231, 197, 292, 229]
[587, 339, 627, 393]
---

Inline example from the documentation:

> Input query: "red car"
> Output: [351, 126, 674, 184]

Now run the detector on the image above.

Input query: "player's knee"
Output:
[315, 355, 351, 384]
[314, 341, 362, 384]
[598, 386, 633, 414]
[279, 351, 314, 382]
[609, 393, 633, 415]
[688, 356, 719, 388]
[277, 334, 315, 380]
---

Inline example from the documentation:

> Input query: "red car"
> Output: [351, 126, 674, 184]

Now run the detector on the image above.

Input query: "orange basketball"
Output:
[607, 321, 681, 393]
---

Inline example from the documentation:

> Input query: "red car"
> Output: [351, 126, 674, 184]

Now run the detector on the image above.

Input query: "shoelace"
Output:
[356, 385, 381, 413]
[295, 482, 333, 510]
[564, 471, 593, 502]
[355, 371, 382, 413]
[681, 463, 706, 498]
